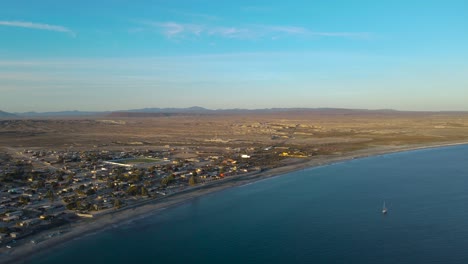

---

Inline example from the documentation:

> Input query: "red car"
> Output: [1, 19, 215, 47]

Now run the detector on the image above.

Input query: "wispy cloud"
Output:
[206, 26, 254, 39]
[259, 25, 309, 35]
[148, 22, 203, 38]
[0, 20, 75, 37]
[143, 21, 369, 40]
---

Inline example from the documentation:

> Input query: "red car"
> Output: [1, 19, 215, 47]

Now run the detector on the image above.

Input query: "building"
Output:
[2, 215, 19, 222]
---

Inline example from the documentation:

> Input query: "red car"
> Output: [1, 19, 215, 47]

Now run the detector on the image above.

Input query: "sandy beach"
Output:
[2, 141, 468, 264]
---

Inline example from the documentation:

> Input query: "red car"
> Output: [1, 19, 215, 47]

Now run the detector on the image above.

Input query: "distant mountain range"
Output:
[110, 106, 399, 115]
[0, 110, 17, 118]
[17, 110, 104, 117]
[0, 107, 465, 118]
[12, 107, 391, 118]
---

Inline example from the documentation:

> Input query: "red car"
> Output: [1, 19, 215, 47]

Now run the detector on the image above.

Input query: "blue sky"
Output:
[1, 0, 467, 112]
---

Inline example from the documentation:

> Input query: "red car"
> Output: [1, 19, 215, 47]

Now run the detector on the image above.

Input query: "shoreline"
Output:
[2, 140, 468, 263]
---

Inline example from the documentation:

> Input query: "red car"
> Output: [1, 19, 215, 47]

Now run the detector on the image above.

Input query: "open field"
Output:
[1, 110, 468, 153]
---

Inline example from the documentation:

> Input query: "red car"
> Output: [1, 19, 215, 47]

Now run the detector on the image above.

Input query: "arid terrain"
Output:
[1, 109, 468, 263]
[1, 110, 468, 153]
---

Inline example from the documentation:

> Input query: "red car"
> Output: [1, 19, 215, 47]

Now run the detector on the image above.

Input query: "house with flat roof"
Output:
[2, 215, 19, 222]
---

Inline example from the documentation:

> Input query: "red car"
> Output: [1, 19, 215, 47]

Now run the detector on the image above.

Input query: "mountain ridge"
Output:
[0, 110, 17, 118]
[8, 107, 468, 118]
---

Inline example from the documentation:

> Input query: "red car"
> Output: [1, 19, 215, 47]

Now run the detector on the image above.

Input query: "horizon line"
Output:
[3, 106, 468, 116]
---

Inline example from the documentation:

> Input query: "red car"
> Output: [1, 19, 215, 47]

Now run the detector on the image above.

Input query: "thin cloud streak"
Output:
[0, 20, 75, 36]
[145, 21, 369, 40]
[258, 25, 309, 35]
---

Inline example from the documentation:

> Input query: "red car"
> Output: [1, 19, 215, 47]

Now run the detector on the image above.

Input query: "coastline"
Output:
[3, 141, 468, 263]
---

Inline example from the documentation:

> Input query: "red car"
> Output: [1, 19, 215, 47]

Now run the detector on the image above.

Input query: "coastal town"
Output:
[1, 112, 468, 262]
[0, 145, 312, 250]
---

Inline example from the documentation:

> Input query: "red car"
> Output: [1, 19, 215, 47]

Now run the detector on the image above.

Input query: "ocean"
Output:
[31, 145, 468, 264]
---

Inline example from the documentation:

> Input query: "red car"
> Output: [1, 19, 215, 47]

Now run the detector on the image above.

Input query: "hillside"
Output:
[0, 110, 16, 118]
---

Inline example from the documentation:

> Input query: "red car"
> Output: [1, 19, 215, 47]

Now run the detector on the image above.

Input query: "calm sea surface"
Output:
[31, 145, 468, 264]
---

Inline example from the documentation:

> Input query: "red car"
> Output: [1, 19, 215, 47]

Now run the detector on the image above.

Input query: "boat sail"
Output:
[382, 201, 388, 214]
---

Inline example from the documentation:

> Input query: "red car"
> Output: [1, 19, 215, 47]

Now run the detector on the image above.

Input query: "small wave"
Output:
[83, 231, 99, 238]
[236, 182, 255, 188]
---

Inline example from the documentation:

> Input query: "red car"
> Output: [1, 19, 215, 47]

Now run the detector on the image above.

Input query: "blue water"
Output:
[31, 145, 468, 264]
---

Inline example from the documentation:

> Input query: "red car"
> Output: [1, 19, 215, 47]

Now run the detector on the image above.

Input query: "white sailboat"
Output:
[382, 201, 388, 214]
